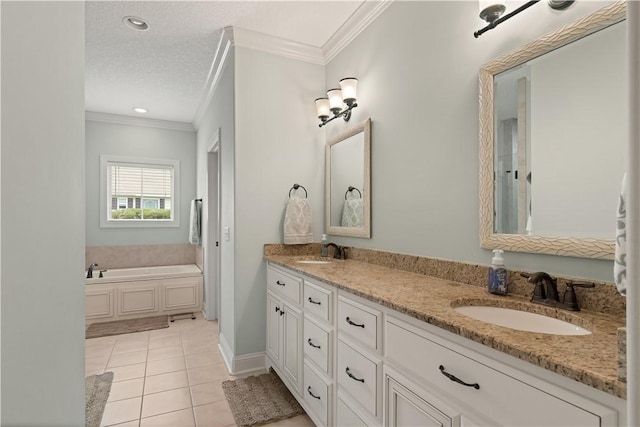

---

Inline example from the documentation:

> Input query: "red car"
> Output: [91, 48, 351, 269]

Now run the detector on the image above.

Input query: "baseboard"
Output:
[218, 332, 267, 376]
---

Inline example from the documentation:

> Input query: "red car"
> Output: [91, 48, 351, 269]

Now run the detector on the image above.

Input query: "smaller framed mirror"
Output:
[325, 118, 371, 238]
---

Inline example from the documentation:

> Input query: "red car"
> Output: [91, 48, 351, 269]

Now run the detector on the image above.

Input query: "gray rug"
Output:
[85, 372, 113, 427]
[222, 370, 304, 427]
[85, 315, 169, 339]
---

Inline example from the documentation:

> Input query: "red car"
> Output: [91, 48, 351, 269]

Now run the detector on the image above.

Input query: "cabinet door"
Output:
[282, 302, 303, 392]
[162, 277, 202, 311]
[266, 293, 282, 366]
[386, 375, 456, 427]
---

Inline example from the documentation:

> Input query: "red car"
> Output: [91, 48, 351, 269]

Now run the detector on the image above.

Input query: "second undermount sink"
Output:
[454, 305, 591, 336]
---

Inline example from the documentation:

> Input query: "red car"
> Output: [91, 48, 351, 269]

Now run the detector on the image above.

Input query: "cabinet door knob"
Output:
[345, 317, 365, 328]
[345, 367, 365, 383]
[439, 365, 480, 390]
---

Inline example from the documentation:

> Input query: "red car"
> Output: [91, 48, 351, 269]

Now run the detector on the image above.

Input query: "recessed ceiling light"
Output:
[133, 107, 148, 114]
[123, 16, 149, 31]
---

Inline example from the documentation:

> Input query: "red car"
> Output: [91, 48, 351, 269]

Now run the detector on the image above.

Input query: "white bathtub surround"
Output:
[86, 244, 196, 270]
[86, 264, 203, 325]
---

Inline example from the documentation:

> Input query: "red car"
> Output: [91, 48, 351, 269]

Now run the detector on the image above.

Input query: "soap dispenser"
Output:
[320, 234, 328, 257]
[488, 249, 508, 295]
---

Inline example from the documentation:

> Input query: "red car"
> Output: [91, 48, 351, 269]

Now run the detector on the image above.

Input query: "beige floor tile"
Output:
[184, 352, 224, 370]
[149, 326, 181, 338]
[87, 355, 110, 372]
[189, 380, 226, 406]
[110, 363, 147, 382]
[263, 414, 314, 426]
[86, 335, 118, 348]
[144, 370, 189, 395]
[183, 342, 219, 356]
[116, 331, 150, 342]
[141, 387, 192, 419]
[86, 368, 105, 376]
[147, 345, 184, 362]
[100, 396, 142, 427]
[86, 343, 115, 359]
[112, 340, 149, 355]
[140, 408, 195, 427]
[187, 363, 231, 386]
[149, 334, 182, 349]
[193, 400, 236, 427]
[107, 421, 139, 427]
[108, 378, 145, 402]
[108, 350, 148, 368]
[146, 356, 186, 376]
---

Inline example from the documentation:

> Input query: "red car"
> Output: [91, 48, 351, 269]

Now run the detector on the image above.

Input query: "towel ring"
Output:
[344, 186, 362, 200]
[289, 183, 308, 198]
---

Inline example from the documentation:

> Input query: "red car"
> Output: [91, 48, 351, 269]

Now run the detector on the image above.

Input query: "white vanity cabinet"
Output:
[266, 266, 304, 394]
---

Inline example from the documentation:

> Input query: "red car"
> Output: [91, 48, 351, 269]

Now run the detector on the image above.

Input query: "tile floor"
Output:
[86, 314, 315, 427]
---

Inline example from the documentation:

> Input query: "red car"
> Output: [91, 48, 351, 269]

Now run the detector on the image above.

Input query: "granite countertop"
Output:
[265, 254, 626, 399]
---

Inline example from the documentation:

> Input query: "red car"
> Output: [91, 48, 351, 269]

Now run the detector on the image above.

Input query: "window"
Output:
[100, 155, 180, 228]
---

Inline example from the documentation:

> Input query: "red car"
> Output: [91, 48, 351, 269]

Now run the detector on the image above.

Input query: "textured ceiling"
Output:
[85, 1, 366, 124]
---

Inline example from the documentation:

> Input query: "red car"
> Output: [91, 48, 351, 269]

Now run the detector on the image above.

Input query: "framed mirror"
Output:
[479, 1, 626, 259]
[325, 118, 371, 238]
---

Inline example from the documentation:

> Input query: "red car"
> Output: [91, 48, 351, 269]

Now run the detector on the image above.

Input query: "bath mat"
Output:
[222, 370, 304, 427]
[85, 371, 113, 427]
[85, 315, 169, 339]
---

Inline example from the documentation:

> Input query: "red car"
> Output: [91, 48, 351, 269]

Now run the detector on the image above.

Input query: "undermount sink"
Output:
[296, 260, 332, 265]
[454, 305, 591, 336]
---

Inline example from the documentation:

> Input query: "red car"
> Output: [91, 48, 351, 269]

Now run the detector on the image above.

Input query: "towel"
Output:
[341, 198, 364, 227]
[283, 198, 313, 244]
[614, 173, 627, 296]
[189, 199, 201, 245]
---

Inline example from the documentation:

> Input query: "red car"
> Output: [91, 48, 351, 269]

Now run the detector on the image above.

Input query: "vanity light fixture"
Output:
[123, 16, 149, 31]
[315, 77, 358, 127]
[474, 0, 574, 38]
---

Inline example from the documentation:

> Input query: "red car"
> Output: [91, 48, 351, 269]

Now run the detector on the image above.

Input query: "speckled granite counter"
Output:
[264, 252, 626, 400]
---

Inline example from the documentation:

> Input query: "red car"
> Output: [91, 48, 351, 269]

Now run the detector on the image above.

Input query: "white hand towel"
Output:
[614, 173, 627, 296]
[283, 198, 313, 244]
[189, 199, 201, 245]
[341, 198, 364, 227]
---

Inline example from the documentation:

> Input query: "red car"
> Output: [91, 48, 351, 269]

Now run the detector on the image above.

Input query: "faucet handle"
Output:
[562, 281, 595, 311]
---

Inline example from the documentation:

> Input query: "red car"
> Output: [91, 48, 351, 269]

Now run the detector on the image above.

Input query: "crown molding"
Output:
[323, 0, 394, 63]
[231, 27, 325, 65]
[85, 111, 195, 132]
[193, 27, 234, 130]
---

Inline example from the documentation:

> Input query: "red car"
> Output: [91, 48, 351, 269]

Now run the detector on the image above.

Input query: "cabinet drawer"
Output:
[337, 394, 368, 427]
[304, 281, 332, 323]
[304, 316, 332, 375]
[385, 318, 601, 426]
[338, 296, 380, 351]
[304, 364, 331, 426]
[267, 266, 302, 305]
[337, 340, 380, 417]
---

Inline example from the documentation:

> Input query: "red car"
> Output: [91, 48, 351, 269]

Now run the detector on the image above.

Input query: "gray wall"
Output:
[324, 0, 618, 282]
[86, 120, 197, 246]
[1, 2, 85, 424]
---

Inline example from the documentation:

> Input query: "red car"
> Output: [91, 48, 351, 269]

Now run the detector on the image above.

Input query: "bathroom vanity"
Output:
[264, 254, 626, 427]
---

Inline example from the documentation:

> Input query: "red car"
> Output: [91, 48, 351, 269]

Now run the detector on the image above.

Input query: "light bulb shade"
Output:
[339, 77, 358, 105]
[478, 0, 506, 23]
[327, 88, 343, 113]
[315, 98, 330, 120]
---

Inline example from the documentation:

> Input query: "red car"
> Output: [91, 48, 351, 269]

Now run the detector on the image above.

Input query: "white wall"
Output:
[196, 47, 237, 350]
[1, 2, 85, 425]
[530, 21, 626, 238]
[86, 120, 197, 246]
[324, 0, 619, 282]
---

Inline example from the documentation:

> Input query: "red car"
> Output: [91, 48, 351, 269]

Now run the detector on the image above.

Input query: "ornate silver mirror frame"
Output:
[325, 118, 371, 238]
[479, 1, 625, 259]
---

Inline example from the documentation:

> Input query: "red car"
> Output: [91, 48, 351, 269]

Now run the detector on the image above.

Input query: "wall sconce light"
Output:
[474, 0, 574, 38]
[315, 77, 358, 127]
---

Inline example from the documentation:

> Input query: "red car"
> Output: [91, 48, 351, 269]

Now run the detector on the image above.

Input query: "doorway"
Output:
[205, 128, 221, 324]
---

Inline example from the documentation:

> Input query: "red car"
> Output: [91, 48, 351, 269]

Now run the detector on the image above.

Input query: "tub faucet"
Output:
[323, 242, 346, 259]
[87, 263, 99, 279]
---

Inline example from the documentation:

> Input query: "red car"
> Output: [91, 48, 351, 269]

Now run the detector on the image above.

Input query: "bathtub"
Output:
[85, 264, 203, 324]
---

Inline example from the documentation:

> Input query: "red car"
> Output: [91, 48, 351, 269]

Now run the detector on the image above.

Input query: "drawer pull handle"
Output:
[275, 306, 280, 313]
[439, 365, 480, 390]
[307, 386, 321, 400]
[308, 297, 321, 305]
[279, 309, 285, 316]
[345, 317, 365, 328]
[307, 338, 321, 349]
[345, 367, 365, 383]
[276, 280, 286, 286]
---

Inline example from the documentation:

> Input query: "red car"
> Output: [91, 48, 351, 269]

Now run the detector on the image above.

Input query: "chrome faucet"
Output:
[87, 262, 99, 279]
[323, 242, 346, 259]
[521, 272, 595, 311]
